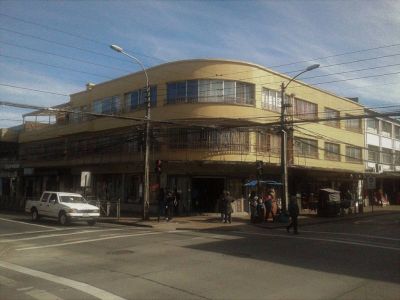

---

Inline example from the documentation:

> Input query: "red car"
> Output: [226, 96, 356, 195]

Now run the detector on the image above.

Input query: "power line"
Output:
[0, 54, 113, 79]
[0, 12, 166, 63]
[0, 40, 132, 72]
[0, 84, 69, 97]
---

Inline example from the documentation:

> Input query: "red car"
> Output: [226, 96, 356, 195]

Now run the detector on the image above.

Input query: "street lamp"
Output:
[110, 44, 151, 220]
[280, 64, 319, 212]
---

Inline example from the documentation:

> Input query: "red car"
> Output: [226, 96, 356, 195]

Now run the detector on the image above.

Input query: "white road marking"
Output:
[0, 217, 57, 229]
[232, 231, 400, 251]
[0, 229, 60, 237]
[0, 274, 17, 287]
[17, 286, 34, 291]
[16, 231, 162, 251]
[0, 228, 125, 243]
[0, 261, 126, 300]
[25, 288, 63, 300]
[283, 229, 400, 241]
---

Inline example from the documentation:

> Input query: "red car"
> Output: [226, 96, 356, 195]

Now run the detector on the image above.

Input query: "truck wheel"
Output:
[87, 220, 96, 226]
[59, 212, 69, 226]
[31, 208, 40, 221]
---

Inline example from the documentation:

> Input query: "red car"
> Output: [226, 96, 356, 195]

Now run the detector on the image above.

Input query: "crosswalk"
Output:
[0, 222, 145, 300]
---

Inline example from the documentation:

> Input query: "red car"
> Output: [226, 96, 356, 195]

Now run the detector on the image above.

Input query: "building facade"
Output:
[5, 59, 370, 213]
[365, 111, 400, 204]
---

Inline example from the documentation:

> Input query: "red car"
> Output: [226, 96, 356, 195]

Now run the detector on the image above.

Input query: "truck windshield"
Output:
[60, 196, 86, 203]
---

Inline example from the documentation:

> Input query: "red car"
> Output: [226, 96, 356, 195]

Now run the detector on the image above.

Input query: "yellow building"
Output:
[16, 59, 365, 213]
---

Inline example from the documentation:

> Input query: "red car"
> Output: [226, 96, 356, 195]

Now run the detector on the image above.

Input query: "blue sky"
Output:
[1, 0, 399, 128]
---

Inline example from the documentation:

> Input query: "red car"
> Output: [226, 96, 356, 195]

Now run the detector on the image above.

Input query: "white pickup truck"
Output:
[25, 191, 100, 225]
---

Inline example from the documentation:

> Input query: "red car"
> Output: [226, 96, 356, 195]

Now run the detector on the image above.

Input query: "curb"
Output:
[97, 219, 153, 228]
[254, 210, 399, 230]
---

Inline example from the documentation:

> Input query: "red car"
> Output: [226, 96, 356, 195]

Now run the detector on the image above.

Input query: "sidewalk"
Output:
[99, 205, 400, 231]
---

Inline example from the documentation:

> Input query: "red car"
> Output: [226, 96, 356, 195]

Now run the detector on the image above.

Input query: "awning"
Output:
[244, 180, 283, 187]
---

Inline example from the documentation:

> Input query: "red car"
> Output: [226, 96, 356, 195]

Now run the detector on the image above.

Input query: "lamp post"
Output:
[280, 64, 319, 212]
[110, 44, 151, 220]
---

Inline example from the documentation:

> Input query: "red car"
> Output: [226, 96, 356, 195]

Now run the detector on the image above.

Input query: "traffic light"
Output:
[256, 160, 263, 177]
[155, 159, 162, 174]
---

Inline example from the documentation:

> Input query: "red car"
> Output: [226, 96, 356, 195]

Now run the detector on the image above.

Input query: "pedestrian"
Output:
[165, 190, 176, 221]
[157, 188, 165, 222]
[286, 195, 299, 234]
[223, 191, 235, 224]
[218, 191, 225, 222]
[249, 191, 257, 223]
[264, 193, 274, 222]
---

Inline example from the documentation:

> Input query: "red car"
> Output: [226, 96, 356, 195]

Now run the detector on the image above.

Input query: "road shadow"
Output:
[183, 223, 400, 284]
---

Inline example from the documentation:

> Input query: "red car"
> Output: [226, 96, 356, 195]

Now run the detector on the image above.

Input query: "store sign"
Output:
[366, 176, 376, 190]
[80, 171, 91, 187]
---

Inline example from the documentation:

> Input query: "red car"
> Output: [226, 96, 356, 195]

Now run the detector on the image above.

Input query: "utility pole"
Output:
[280, 64, 319, 212]
[110, 44, 151, 220]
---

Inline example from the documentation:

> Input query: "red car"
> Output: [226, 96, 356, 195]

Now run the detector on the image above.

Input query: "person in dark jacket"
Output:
[223, 191, 235, 224]
[157, 188, 165, 222]
[165, 190, 176, 221]
[286, 196, 299, 234]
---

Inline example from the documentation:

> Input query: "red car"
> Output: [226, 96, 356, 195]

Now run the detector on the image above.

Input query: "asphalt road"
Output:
[0, 212, 399, 300]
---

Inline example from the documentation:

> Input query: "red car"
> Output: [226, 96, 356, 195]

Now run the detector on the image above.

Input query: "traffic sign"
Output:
[366, 176, 376, 190]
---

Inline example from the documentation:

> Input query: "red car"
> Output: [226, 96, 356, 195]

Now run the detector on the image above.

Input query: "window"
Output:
[346, 146, 362, 163]
[295, 138, 318, 158]
[294, 98, 317, 120]
[345, 115, 361, 133]
[261, 88, 281, 112]
[256, 132, 271, 152]
[381, 148, 393, 164]
[324, 108, 340, 128]
[125, 86, 157, 110]
[395, 151, 400, 165]
[199, 80, 223, 102]
[92, 96, 121, 114]
[367, 118, 378, 133]
[395, 126, 400, 140]
[166, 80, 254, 105]
[381, 121, 392, 137]
[368, 145, 379, 162]
[325, 142, 340, 161]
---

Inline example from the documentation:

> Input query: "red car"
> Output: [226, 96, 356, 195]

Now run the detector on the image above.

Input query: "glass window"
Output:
[167, 79, 254, 105]
[367, 118, 378, 133]
[224, 81, 236, 102]
[381, 148, 393, 164]
[381, 121, 392, 137]
[256, 132, 271, 152]
[236, 81, 254, 104]
[395, 151, 400, 165]
[294, 98, 317, 120]
[368, 145, 379, 162]
[395, 126, 400, 140]
[345, 115, 362, 133]
[187, 80, 198, 102]
[346, 146, 362, 163]
[261, 88, 281, 112]
[93, 100, 102, 113]
[325, 142, 340, 161]
[295, 138, 318, 158]
[126, 86, 157, 110]
[324, 108, 340, 128]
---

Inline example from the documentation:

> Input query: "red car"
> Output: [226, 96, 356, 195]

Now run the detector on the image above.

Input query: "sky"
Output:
[0, 0, 399, 128]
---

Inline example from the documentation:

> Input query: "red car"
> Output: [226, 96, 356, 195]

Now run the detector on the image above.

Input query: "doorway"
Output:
[191, 177, 225, 213]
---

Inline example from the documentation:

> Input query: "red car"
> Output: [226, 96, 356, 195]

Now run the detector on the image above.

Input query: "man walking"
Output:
[286, 196, 299, 234]
[223, 191, 235, 224]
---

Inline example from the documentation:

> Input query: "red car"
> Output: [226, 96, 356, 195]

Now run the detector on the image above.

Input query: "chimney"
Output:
[86, 83, 95, 91]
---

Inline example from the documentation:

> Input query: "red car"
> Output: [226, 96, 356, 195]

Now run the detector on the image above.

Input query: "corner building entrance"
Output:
[191, 177, 224, 213]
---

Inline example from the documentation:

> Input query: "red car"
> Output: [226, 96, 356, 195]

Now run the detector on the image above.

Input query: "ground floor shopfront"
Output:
[14, 160, 392, 215]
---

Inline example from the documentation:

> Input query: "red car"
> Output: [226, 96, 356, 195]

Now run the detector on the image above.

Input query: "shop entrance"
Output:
[191, 177, 225, 213]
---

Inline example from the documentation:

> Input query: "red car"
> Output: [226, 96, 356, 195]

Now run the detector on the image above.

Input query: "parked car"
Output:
[25, 191, 100, 225]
